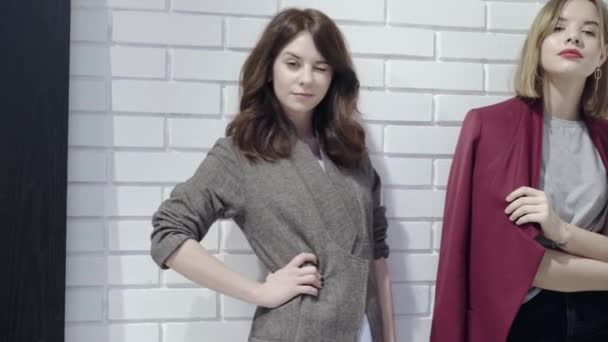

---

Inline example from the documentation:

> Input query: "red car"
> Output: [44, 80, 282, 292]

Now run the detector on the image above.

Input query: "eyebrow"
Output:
[283, 52, 328, 64]
[557, 17, 600, 26]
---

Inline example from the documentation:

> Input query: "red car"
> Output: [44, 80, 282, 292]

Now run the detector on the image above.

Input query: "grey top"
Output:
[525, 114, 608, 302]
[150, 137, 389, 341]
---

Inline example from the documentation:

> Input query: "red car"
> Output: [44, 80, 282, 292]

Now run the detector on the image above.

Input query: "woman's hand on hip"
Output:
[253, 252, 323, 308]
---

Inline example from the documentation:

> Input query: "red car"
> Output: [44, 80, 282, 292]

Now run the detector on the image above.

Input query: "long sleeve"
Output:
[430, 110, 481, 342]
[150, 138, 245, 269]
[371, 169, 389, 259]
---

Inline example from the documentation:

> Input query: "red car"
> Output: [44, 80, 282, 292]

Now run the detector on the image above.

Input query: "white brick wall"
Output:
[67, 0, 543, 341]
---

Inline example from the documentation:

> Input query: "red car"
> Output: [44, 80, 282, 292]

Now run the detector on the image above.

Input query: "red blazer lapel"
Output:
[529, 99, 544, 189]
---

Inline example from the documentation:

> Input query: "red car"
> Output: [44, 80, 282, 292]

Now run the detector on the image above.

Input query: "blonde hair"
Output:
[514, 0, 608, 118]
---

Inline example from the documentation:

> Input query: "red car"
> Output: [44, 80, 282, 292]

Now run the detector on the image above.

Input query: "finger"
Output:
[516, 213, 541, 225]
[298, 273, 324, 288]
[505, 196, 542, 214]
[509, 205, 539, 222]
[304, 276, 323, 289]
[509, 205, 530, 221]
[505, 187, 527, 202]
[287, 253, 317, 268]
[297, 265, 319, 275]
[297, 274, 322, 287]
[297, 285, 319, 297]
[506, 186, 542, 202]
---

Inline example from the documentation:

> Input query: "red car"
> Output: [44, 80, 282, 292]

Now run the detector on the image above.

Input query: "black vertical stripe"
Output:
[1, 1, 70, 341]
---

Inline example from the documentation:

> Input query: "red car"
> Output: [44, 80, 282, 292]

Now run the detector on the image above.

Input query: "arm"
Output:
[151, 139, 321, 308]
[374, 258, 396, 342]
[505, 186, 608, 262]
[150, 140, 244, 269]
[431, 110, 482, 342]
[557, 223, 608, 262]
[533, 248, 608, 291]
[368, 168, 396, 342]
[167, 240, 321, 308]
[430, 110, 481, 342]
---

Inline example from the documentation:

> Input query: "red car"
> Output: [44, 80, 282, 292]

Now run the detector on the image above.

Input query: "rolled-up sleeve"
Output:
[150, 138, 244, 269]
[371, 169, 389, 259]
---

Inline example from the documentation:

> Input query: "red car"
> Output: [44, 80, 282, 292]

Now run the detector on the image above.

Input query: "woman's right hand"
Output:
[254, 252, 323, 308]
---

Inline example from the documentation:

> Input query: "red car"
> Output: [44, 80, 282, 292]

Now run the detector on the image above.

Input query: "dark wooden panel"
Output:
[1, 1, 70, 342]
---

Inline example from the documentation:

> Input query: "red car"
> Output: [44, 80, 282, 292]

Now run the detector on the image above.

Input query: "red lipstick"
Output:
[559, 48, 583, 58]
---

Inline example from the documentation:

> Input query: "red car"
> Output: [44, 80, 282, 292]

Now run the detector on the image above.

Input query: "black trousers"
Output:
[507, 290, 608, 342]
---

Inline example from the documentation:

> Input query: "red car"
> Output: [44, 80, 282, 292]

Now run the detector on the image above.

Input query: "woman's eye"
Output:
[583, 30, 597, 37]
[286, 61, 299, 68]
[554, 26, 565, 32]
[314, 67, 328, 72]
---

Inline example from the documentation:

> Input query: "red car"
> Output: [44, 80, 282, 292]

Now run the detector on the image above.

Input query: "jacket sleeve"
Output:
[430, 110, 481, 342]
[371, 168, 389, 259]
[150, 138, 245, 269]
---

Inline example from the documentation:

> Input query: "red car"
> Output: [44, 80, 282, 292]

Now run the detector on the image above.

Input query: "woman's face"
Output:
[271, 31, 333, 123]
[541, 0, 606, 80]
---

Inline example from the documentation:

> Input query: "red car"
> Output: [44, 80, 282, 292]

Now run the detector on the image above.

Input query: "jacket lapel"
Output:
[289, 139, 361, 253]
[529, 99, 545, 189]
[321, 149, 366, 249]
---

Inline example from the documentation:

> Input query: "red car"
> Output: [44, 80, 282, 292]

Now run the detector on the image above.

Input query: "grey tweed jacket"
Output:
[151, 137, 389, 342]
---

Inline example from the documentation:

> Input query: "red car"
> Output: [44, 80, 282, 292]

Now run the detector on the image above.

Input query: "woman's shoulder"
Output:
[212, 136, 234, 149]
[209, 136, 246, 165]
[463, 97, 540, 134]
[468, 96, 535, 119]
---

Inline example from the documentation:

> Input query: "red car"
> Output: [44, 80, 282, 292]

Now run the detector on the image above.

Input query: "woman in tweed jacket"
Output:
[150, 8, 395, 342]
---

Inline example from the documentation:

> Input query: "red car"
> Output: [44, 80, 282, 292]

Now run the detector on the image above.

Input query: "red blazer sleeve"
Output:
[430, 110, 481, 342]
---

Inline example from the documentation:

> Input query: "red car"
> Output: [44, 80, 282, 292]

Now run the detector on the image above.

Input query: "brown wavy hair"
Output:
[226, 8, 365, 169]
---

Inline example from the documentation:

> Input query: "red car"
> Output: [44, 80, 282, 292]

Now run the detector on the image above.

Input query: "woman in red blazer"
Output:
[431, 1, 608, 341]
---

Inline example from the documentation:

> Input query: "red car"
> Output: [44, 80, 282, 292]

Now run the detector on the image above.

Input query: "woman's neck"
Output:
[285, 110, 314, 139]
[542, 75, 585, 120]
[287, 111, 320, 157]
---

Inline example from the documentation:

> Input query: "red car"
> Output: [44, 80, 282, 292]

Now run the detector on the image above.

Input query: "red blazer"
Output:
[430, 97, 608, 342]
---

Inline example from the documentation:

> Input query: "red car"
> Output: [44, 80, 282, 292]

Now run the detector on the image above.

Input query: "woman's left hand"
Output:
[505, 186, 568, 243]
